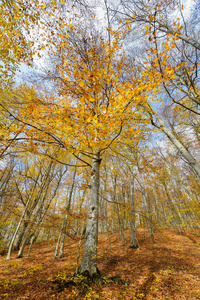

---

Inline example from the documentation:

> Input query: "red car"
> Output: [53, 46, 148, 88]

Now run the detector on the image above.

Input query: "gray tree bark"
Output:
[136, 169, 154, 242]
[78, 152, 101, 281]
[151, 109, 200, 178]
[130, 175, 138, 248]
[56, 165, 77, 259]
[6, 196, 33, 260]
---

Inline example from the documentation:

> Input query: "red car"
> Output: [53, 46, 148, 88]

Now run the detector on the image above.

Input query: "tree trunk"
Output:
[153, 110, 200, 178]
[78, 152, 101, 281]
[58, 165, 77, 258]
[13, 220, 28, 251]
[130, 175, 138, 248]
[136, 169, 154, 242]
[6, 196, 32, 260]
[76, 188, 86, 237]
[162, 180, 183, 233]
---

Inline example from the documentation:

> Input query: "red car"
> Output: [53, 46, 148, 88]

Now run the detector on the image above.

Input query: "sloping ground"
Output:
[0, 228, 200, 299]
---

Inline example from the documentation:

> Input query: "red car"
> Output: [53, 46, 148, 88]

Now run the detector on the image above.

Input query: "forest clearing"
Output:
[0, 228, 200, 300]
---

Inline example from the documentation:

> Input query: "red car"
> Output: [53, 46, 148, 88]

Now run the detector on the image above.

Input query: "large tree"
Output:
[3, 19, 148, 278]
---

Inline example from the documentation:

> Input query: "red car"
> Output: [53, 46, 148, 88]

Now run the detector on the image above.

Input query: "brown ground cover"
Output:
[0, 228, 200, 299]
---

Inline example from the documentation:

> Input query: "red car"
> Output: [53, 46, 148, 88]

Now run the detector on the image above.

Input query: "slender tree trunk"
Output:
[78, 152, 101, 281]
[27, 196, 55, 258]
[13, 220, 28, 251]
[76, 189, 85, 237]
[54, 232, 62, 261]
[162, 180, 183, 233]
[16, 175, 53, 258]
[58, 165, 77, 258]
[137, 169, 154, 242]
[130, 175, 138, 248]
[152, 110, 200, 178]
[76, 227, 86, 275]
[6, 196, 32, 260]
[27, 228, 40, 258]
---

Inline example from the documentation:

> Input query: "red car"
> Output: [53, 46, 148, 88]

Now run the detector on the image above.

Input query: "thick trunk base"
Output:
[129, 244, 138, 249]
[77, 267, 102, 284]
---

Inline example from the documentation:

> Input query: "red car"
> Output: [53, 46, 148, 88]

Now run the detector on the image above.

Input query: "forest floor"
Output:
[0, 228, 200, 299]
